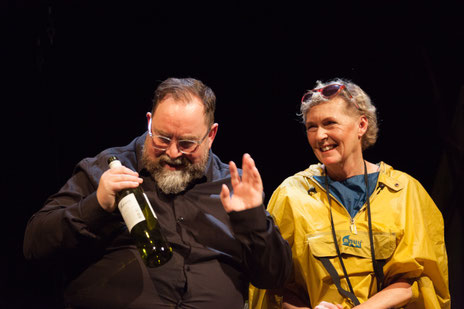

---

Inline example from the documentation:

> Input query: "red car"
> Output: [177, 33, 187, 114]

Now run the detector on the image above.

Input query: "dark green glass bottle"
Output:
[108, 156, 172, 267]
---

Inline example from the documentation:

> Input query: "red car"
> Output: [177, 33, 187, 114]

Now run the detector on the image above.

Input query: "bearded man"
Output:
[23, 77, 292, 309]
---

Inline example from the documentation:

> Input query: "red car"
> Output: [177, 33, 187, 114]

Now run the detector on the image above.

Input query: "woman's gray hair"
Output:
[299, 78, 378, 150]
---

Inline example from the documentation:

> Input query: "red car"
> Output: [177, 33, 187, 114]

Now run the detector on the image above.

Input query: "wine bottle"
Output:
[107, 156, 172, 267]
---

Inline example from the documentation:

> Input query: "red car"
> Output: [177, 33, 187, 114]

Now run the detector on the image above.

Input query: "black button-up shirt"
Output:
[24, 133, 292, 309]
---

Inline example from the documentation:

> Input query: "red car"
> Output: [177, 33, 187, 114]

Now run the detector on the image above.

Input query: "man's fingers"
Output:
[106, 167, 143, 187]
[97, 168, 144, 212]
[241, 153, 254, 183]
[112, 180, 142, 191]
[109, 165, 140, 176]
[229, 160, 240, 188]
[220, 184, 231, 212]
[242, 153, 262, 189]
[252, 165, 263, 190]
[113, 174, 143, 184]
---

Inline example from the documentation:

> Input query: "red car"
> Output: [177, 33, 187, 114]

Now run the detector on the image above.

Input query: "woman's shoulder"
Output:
[276, 163, 323, 189]
[378, 161, 428, 193]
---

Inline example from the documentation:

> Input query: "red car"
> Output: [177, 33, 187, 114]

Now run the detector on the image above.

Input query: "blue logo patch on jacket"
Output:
[342, 235, 362, 248]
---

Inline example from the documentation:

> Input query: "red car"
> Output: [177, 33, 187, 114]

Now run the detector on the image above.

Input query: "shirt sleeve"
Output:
[23, 158, 118, 260]
[227, 204, 292, 290]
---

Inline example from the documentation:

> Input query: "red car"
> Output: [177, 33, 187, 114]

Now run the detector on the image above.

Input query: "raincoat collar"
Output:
[297, 162, 404, 192]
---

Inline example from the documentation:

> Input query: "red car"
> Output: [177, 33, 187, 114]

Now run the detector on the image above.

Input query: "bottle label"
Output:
[118, 193, 145, 232]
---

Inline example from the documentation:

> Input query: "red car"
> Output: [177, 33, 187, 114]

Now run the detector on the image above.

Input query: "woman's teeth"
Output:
[321, 145, 335, 152]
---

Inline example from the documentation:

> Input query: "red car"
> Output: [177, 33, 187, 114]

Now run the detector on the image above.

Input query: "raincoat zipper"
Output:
[309, 176, 384, 236]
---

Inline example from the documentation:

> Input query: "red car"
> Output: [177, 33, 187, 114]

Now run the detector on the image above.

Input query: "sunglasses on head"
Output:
[301, 84, 360, 109]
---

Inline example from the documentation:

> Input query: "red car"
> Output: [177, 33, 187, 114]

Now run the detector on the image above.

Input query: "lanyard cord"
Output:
[324, 161, 383, 300]
[324, 167, 356, 297]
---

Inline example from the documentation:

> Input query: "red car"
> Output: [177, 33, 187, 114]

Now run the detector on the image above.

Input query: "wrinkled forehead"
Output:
[305, 96, 352, 117]
[152, 96, 209, 132]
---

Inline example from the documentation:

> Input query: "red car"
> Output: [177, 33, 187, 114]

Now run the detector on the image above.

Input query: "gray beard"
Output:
[141, 146, 209, 195]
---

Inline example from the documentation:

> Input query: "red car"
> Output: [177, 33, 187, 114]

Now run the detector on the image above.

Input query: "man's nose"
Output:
[165, 141, 183, 158]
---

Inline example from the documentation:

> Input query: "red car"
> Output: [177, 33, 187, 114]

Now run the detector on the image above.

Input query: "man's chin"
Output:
[155, 170, 191, 195]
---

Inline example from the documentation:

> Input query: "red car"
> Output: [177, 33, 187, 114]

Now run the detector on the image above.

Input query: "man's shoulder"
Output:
[76, 134, 144, 174]
[209, 152, 242, 181]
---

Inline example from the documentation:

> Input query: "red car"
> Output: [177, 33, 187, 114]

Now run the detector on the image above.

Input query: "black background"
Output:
[3, 1, 463, 308]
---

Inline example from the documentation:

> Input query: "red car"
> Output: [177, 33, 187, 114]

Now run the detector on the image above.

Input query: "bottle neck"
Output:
[109, 160, 122, 169]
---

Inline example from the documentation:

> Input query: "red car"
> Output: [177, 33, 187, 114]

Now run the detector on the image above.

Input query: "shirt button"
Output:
[177, 217, 184, 222]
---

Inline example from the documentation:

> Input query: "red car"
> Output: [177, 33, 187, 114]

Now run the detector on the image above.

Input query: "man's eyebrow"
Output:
[152, 129, 199, 140]
[178, 134, 201, 141]
[152, 128, 171, 137]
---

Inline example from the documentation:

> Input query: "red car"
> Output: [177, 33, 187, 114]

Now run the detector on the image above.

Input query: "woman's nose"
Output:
[315, 127, 328, 141]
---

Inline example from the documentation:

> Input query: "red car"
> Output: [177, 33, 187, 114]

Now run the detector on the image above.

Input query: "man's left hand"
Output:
[220, 153, 263, 213]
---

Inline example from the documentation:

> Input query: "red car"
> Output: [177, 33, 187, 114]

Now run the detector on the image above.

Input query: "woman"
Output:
[249, 79, 450, 308]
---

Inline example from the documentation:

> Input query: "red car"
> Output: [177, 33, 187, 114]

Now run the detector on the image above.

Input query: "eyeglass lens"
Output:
[153, 136, 198, 152]
[178, 141, 198, 152]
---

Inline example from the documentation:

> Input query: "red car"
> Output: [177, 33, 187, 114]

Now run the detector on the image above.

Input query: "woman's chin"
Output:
[317, 154, 341, 167]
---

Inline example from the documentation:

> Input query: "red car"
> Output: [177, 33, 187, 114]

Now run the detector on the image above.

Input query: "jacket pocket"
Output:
[306, 230, 396, 260]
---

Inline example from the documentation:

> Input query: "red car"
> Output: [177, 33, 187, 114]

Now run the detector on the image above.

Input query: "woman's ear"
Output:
[358, 115, 368, 137]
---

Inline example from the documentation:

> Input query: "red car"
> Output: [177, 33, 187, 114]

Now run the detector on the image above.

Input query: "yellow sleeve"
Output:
[385, 177, 450, 308]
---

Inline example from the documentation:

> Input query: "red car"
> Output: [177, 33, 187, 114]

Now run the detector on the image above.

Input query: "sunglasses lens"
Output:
[301, 92, 313, 103]
[302, 84, 346, 104]
[321, 84, 342, 97]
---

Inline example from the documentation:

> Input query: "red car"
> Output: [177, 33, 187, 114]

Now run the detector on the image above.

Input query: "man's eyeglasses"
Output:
[147, 118, 210, 154]
[301, 84, 360, 109]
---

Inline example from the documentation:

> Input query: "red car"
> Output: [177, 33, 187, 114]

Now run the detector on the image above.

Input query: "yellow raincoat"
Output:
[250, 162, 450, 308]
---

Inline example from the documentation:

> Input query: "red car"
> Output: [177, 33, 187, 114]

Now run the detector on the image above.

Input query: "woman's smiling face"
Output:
[305, 96, 367, 170]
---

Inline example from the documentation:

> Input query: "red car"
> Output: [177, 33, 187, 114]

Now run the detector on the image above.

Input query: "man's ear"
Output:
[146, 112, 152, 131]
[207, 123, 219, 147]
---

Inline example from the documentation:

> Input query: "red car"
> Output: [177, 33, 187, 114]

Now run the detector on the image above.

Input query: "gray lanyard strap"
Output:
[322, 161, 384, 304]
